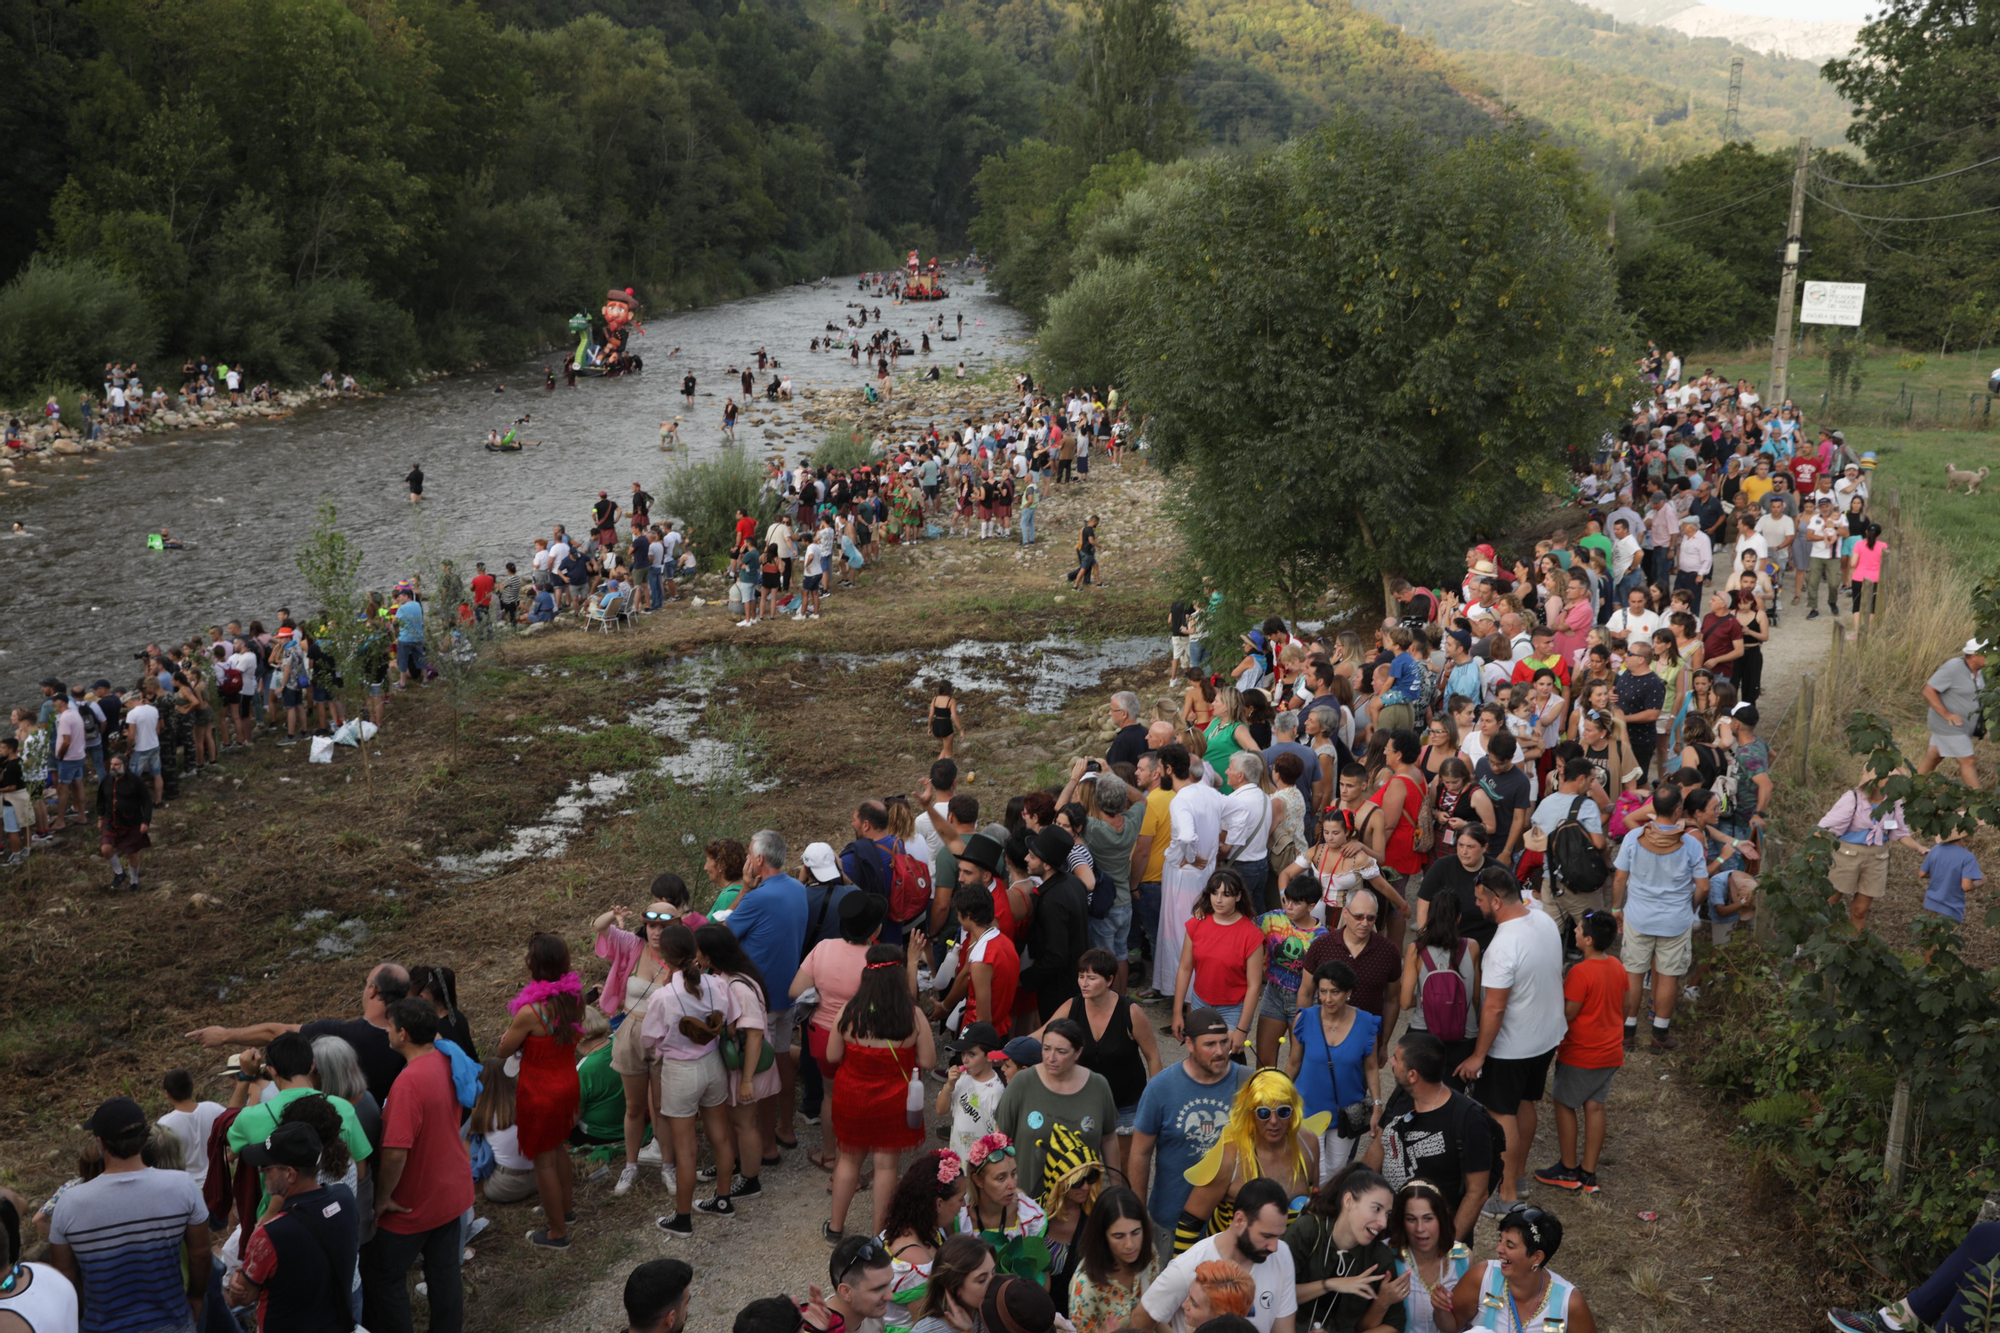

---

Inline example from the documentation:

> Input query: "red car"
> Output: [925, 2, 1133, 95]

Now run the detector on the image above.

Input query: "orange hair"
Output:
[1194, 1261, 1253, 1316]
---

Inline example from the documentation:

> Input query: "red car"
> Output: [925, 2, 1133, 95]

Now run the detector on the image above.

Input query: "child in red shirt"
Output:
[1535, 910, 1628, 1193]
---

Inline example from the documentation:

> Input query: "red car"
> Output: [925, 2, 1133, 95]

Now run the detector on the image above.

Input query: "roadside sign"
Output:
[1801, 281, 1866, 326]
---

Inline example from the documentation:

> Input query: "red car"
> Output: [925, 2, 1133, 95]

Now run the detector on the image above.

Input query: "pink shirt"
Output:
[593, 918, 707, 1016]
[640, 972, 737, 1061]
[797, 939, 872, 1031]
[1852, 541, 1886, 582]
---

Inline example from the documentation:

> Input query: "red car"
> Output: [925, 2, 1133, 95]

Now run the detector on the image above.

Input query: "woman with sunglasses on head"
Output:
[827, 941, 937, 1244]
[879, 1149, 970, 1331]
[950, 1133, 1049, 1279]
[591, 880, 693, 1197]
[1067, 1187, 1156, 1333]
[1391, 1179, 1470, 1333]
[909, 1233, 997, 1333]
[1178, 1070, 1322, 1256]
[1285, 960, 1381, 1180]
[1450, 1205, 1594, 1333]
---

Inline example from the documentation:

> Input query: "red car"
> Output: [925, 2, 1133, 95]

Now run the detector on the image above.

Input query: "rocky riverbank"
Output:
[0, 384, 374, 480]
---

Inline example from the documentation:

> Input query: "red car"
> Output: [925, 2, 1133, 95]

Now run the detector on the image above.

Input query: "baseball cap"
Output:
[1734, 703, 1761, 728]
[1964, 639, 1989, 656]
[240, 1122, 324, 1171]
[86, 1096, 147, 1139]
[599, 490, 608, 498]
[92, 679, 112, 690]
[1446, 629, 1472, 651]
[800, 841, 840, 884]
[1184, 1007, 1231, 1040]
[1001, 1037, 1042, 1067]
[949, 1021, 1003, 1055]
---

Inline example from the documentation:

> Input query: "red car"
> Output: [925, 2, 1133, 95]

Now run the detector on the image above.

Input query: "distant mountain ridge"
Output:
[1650, 6, 1859, 62]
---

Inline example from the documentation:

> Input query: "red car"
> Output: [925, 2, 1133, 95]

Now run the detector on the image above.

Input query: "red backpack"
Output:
[886, 838, 935, 926]
[221, 665, 244, 697]
[1417, 941, 1471, 1042]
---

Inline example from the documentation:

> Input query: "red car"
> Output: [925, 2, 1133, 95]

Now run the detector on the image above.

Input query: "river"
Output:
[0, 274, 1030, 699]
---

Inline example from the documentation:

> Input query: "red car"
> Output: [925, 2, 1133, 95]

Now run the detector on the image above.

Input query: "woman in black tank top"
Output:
[1043, 952, 1162, 1176]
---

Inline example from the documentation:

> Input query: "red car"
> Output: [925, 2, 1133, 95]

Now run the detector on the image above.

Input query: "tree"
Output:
[1047, 0, 1195, 165]
[1618, 240, 1747, 351]
[294, 500, 377, 794]
[1125, 114, 1630, 618]
[1823, 0, 2000, 176]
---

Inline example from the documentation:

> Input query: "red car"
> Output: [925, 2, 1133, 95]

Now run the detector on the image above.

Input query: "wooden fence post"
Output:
[1797, 673, 1816, 785]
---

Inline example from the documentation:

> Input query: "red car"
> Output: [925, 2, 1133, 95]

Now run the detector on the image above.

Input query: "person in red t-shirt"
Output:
[1698, 589, 1746, 680]
[360, 998, 474, 1333]
[470, 564, 496, 628]
[1535, 912, 1628, 1194]
[941, 884, 1018, 1039]
[733, 508, 758, 554]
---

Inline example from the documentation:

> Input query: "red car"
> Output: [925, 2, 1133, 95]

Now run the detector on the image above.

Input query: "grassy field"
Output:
[1692, 344, 2000, 570]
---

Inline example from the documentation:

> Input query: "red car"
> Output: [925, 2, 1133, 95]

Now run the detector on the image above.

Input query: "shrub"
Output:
[0, 257, 162, 398]
[656, 450, 776, 560]
[805, 426, 873, 472]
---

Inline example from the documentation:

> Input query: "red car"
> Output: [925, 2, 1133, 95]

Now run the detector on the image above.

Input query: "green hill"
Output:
[1353, 0, 1851, 177]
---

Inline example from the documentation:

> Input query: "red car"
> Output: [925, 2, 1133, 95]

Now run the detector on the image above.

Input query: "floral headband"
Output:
[935, 1150, 964, 1187]
[966, 1132, 1014, 1170]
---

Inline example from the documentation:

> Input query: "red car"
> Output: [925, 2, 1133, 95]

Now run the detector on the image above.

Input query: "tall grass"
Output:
[656, 450, 775, 559]
[1767, 499, 1978, 832]
[805, 425, 874, 472]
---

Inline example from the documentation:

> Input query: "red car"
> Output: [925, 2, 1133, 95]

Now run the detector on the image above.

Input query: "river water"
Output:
[0, 275, 1030, 699]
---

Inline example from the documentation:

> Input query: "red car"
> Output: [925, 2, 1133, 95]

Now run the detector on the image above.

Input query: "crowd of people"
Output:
[8, 352, 1995, 1333]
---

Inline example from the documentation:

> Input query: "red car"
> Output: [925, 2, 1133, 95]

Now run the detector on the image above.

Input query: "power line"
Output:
[1805, 189, 2000, 223]
[1646, 179, 1790, 230]
[1812, 150, 2000, 190]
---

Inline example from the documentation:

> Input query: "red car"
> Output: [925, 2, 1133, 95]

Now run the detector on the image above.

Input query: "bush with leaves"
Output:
[657, 450, 778, 568]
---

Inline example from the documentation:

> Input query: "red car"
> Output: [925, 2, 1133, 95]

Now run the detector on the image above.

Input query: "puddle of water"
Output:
[821, 636, 1163, 712]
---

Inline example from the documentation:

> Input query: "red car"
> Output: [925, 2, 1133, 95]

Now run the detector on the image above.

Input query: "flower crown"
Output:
[935, 1150, 964, 1186]
[966, 1132, 1012, 1169]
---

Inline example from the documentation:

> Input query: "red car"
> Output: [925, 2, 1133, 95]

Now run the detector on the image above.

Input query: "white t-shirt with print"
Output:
[1142, 1233, 1298, 1333]
[947, 1069, 1007, 1159]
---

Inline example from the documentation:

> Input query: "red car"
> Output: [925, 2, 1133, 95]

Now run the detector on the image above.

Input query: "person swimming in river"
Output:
[149, 529, 184, 550]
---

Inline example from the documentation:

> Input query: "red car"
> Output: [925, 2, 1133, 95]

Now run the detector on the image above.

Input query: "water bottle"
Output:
[906, 1072, 926, 1129]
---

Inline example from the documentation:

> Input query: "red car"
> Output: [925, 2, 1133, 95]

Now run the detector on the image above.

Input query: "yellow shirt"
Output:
[1138, 787, 1174, 883]
[1741, 475, 1774, 510]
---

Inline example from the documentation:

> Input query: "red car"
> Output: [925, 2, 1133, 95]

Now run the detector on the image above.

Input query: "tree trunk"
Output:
[1353, 507, 1395, 620]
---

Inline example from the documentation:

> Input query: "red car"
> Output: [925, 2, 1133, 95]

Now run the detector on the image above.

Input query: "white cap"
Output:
[1964, 639, 1989, 657]
[801, 841, 841, 884]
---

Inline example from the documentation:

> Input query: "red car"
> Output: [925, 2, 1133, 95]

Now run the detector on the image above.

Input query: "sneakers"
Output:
[276, 735, 299, 746]
[657, 1213, 693, 1238]
[1808, 608, 1821, 619]
[638, 1138, 663, 1164]
[729, 1176, 762, 1199]
[821, 1221, 844, 1244]
[696, 1164, 718, 1182]
[736, 619, 755, 628]
[111, 871, 129, 891]
[1480, 1194, 1516, 1218]
[662, 1166, 677, 1193]
[1827, 1310, 1895, 1333]
[1651, 1029, 1681, 1052]
[526, 1229, 570, 1250]
[1533, 1163, 1584, 1191]
[694, 1196, 736, 1218]
[1578, 1170, 1601, 1193]
[1623, 1027, 1638, 1051]
[614, 1163, 640, 1196]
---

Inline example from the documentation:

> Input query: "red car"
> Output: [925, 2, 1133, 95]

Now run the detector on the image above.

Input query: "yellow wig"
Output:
[1184, 1068, 1330, 1190]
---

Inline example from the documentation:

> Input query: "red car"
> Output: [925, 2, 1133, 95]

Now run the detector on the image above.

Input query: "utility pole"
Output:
[1725, 57, 1743, 139]
[1771, 137, 1811, 405]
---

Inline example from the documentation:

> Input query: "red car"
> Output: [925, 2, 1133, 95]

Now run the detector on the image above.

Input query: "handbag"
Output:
[717, 978, 778, 1074]
[1320, 1009, 1373, 1139]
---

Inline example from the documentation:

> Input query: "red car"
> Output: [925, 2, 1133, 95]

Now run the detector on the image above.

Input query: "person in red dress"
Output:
[826, 940, 937, 1244]
[499, 933, 584, 1249]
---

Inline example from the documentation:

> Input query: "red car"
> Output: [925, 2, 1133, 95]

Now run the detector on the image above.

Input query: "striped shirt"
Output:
[49, 1168, 205, 1333]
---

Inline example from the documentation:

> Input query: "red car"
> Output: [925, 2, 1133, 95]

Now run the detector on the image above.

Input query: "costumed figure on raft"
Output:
[568, 287, 646, 377]
[1173, 1070, 1329, 1254]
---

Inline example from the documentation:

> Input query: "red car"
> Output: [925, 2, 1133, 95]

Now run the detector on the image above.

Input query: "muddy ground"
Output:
[1, 413, 1876, 1332]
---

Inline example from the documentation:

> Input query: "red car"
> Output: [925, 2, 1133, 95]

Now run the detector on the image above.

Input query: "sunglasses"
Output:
[643, 910, 677, 923]
[837, 1236, 889, 1286]
[1346, 911, 1378, 923]
[1253, 1105, 1294, 1121]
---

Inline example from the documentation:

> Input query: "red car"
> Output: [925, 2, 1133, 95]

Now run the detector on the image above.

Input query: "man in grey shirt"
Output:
[1919, 639, 1988, 788]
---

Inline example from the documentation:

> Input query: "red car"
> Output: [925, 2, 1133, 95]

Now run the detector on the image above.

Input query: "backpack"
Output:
[1548, 795, 1610, 894]
[221, 666, 244, 697]
[1417, 940, 1471, 1042]
[1448, 1088, 1511, 1185]
[1711, 747, 1740, 818]
[885, 837, 935, 926]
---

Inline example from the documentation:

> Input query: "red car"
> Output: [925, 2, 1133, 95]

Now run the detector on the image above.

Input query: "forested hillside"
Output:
[0, 0, 1042, 393]
[1354, 0, 1850, 177]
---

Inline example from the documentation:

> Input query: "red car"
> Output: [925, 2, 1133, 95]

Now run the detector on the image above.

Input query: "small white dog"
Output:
[1945, 463, 1990, 494]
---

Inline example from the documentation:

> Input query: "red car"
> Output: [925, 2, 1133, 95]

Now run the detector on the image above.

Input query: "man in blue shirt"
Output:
[1611, 783, 1707, 1052]
[728, 829, 809, 1148]
[1126, 1010, 1249, 1265]
[393, 590, 425, 687]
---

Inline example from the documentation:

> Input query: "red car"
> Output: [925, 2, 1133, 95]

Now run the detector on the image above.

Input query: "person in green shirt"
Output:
[1577, 521, 1615, 574]
[224, 1032, 373, 1210]
[572, 1011, 631, 1146]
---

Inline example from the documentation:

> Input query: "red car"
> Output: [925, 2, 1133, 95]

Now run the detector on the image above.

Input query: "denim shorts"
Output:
[57, 758, 85, 783]
[396, 641, 425, 674]
[1089, 900, 1132, 959]
[1257, 979, 1301, 1025]
[1115, 1103, 1137, 1133]
[130, 747, 162, 776]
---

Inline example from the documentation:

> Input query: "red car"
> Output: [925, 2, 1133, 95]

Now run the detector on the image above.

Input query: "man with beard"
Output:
[1131, 1177, 1297, 1333]
[1128, 1011, 1250, 1265]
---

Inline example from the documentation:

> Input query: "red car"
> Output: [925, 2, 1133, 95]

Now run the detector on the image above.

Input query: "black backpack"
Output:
[1548, 795, 1610, 894]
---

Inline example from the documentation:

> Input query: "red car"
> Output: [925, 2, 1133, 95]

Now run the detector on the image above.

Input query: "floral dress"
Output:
[1067, 1260, 1158, 1333]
